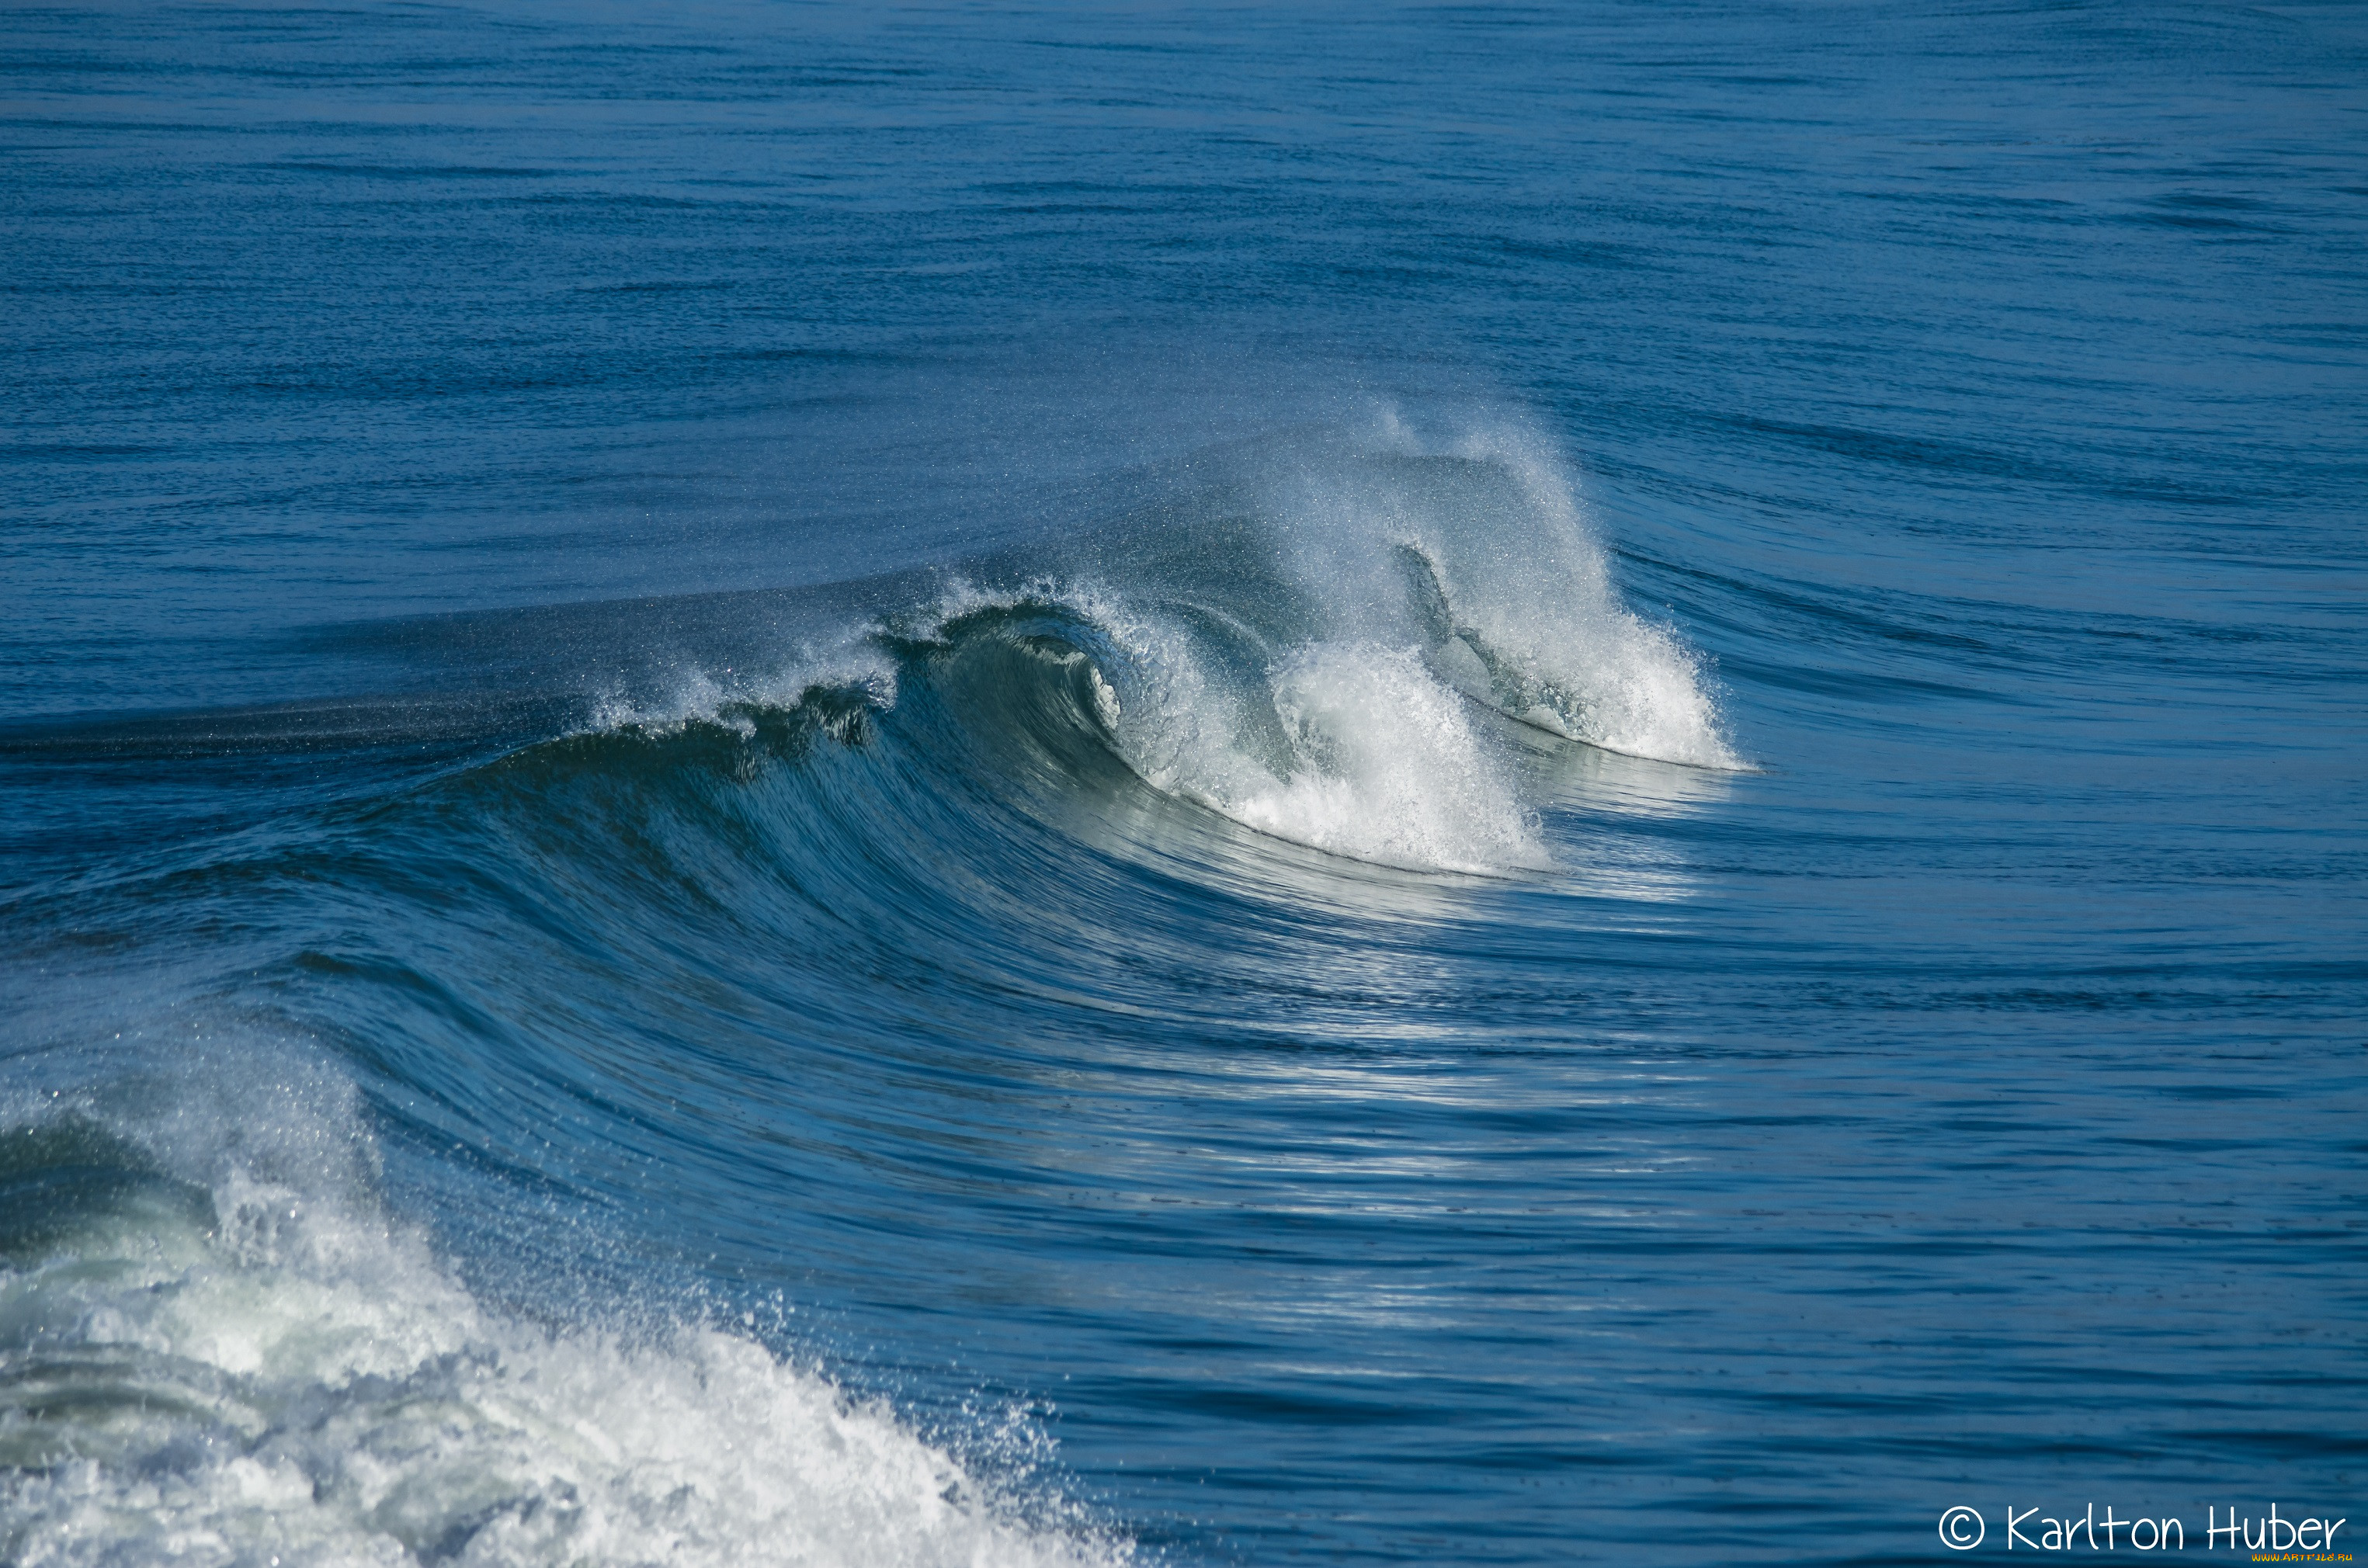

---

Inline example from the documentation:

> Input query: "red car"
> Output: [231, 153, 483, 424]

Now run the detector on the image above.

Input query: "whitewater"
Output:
[4, 2, 2362, 1563]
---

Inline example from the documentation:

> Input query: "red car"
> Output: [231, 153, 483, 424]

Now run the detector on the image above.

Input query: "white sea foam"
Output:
[1270, 411, 1741, 770]
[0, 1108, 1123, 1568]
[1141, 638, 1543, 874]
[919, 581, 1544, 873]
[582, 637, 899, 738]
[1404, 422, 1738, 768]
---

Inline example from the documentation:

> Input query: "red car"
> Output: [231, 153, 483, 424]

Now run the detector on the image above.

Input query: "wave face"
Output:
[6, 1, 2366, 1563]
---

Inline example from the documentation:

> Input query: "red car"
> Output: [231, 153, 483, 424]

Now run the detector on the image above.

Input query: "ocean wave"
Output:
[0, 1083, 1125, 1568]
[542, 424, 1735, 878]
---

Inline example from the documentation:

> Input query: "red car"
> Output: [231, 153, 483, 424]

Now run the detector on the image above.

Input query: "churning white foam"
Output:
[1443, 450, 1733, 767]
[923, 581, 1544, 875]
[1159, 640, 1543, 874]
[1314, 411, 1741, 771]
[0, 1129, 1123, 1568]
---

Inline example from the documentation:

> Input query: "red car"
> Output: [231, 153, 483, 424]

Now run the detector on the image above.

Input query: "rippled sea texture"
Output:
[3, 3, 2364, 1564]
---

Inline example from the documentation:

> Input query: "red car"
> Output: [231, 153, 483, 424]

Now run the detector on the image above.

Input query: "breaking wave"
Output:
[0, 1074, 1124, 1568]
[577, 417, 1738, 877]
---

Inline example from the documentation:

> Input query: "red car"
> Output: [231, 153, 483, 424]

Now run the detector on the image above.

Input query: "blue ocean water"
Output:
[3, 2, 2364, 1563]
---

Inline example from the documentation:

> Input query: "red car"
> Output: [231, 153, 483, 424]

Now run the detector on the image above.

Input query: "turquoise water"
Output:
[2, 4, 2363, 1563]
